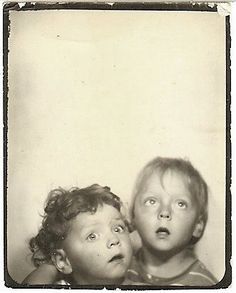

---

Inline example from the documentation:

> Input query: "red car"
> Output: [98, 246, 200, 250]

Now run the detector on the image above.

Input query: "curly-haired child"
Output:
[23, 184, 133, 285]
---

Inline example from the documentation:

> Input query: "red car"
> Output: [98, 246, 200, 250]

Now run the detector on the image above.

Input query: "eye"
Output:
[144, 198, 157, 206]
[176, 200, 188, 209]
[86, 232, 99, 241]
[113, 224, 125, 233]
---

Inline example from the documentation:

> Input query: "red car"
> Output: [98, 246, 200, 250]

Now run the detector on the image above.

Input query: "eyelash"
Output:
[86, 232, 99, 241]
[176, 200, 188, 208]
[113, 224, 125, 233]
[86, 223, 126, 241]
[144, 198, 158, 206]
[144, 198, 188, 209]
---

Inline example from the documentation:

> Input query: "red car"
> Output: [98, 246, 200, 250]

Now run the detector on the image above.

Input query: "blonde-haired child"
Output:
[126, 157, 218, 286]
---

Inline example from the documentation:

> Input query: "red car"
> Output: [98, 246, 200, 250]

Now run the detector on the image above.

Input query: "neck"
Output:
[140, 245, 196, 279]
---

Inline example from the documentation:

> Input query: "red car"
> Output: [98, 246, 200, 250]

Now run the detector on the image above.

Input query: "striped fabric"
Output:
[125, 252, 218, 286]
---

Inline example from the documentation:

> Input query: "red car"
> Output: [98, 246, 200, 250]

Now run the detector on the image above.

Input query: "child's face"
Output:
[133, 170, 202, 254]
[62, 204, 132, 284]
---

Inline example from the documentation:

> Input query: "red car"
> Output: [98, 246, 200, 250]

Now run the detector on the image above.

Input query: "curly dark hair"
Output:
[29, 184, 125, 267]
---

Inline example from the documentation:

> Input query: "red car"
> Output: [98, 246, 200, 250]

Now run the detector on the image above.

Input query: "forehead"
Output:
[70, 204, 122, 231]
[138, 169, 191, 197]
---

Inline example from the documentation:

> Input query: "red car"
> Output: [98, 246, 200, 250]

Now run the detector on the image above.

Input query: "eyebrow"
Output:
[140, 192, 159, 197]
[78, 223, 100, 236]
[78, 219, 101, 229]
[109, 217, 124, 224]
[113, 217, 122, 221]
[80, 217, 123, 230]
[141, 192, 192, 199]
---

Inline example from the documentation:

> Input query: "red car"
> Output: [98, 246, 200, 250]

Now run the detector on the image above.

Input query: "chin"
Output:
[149, 242, 176, 253]
[101, 275, 124, 285]
[109, 268, 127, 279]
[154, 247, 174, 254]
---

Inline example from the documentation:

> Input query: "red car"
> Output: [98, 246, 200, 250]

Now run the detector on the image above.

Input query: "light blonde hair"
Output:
[131, 157, 208, 243]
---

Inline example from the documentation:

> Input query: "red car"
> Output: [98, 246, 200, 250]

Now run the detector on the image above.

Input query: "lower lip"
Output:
[156, 232, 170, 238]
[110, 257, 124, 265]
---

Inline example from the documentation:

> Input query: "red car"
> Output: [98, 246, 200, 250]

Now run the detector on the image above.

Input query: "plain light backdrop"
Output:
[7, 10, 226, 283]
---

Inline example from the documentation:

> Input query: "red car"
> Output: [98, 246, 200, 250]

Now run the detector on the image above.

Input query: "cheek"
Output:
[121, 235, 132, 251]
[134, 215, 153, 238]
[72, 246, 105, 270]
[64, 241, 83, 261]
[134, 206, 156, 227]
[86, 244, 105, 258]
[174, 215, 197, 235]
[86, 252, 104, 268]
[174, 208, 197, 220]
[67, 241, 102, 260]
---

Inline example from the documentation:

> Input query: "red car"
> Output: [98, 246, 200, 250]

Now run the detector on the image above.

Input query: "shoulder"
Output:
[176, 259, 218, 286]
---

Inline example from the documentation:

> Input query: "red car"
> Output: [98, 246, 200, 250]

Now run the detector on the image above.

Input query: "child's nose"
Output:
[107, 235, 121, 249]
[158, 205, 172, 220]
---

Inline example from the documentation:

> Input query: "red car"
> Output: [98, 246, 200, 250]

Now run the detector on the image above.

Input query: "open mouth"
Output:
[108, 253, 124, 263]
[156, 227, 170, 235]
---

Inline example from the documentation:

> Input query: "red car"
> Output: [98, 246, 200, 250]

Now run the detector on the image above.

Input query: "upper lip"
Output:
[156, 227, 170, 234]
[108, 253, 124, 263]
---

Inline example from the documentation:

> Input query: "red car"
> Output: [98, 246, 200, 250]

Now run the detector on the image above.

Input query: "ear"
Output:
[192, 216, 205, 238]
[51, 249, 72, 275]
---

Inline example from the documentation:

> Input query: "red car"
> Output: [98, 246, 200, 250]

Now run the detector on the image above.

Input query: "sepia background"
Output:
[7, 9, 226, 284]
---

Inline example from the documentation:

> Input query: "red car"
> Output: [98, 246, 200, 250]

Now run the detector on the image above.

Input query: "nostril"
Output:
[159, 212, 170, 219]
[108, 238, 120, 248]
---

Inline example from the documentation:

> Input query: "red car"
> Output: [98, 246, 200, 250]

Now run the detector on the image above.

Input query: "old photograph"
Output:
[4, 2, 231, 288]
